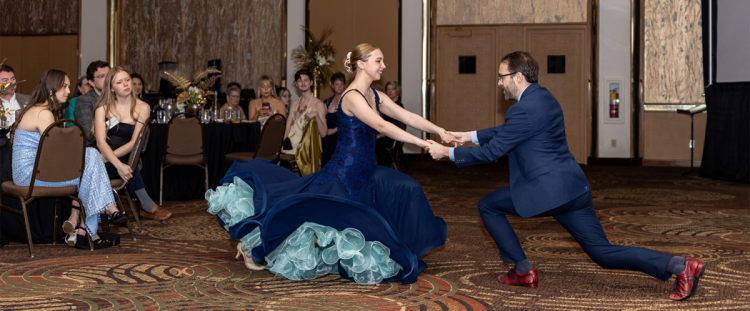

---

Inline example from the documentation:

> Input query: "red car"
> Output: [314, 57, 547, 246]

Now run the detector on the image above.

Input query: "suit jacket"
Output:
[453, 83, 590, 217]
[15, 93, 31, 109]
[74, 90, 100, 143]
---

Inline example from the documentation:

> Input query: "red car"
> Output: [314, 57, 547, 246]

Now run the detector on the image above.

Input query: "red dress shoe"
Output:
[669, 257, 706, 301]
[498, 268, 538, 288]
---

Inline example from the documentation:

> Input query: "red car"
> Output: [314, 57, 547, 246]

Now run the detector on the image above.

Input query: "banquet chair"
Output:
[0, 120, 94, 257]
[160, 113, 207, 204]
[224, 114, 287, 169]
[109, 120, 150, 236]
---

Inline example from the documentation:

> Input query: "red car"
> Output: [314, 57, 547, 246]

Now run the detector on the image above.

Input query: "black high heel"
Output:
[106, 211, 128, 225]
[75, 231, 120, 250]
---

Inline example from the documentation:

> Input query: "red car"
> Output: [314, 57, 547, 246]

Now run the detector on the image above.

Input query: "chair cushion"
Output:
[110, 179, 125, 188]
[164, 153, 204, 165]
[225, 152, 255, 163]
[2, 181, 78, 198]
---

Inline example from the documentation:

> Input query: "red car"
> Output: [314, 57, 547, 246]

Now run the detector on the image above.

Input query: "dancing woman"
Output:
[208, 43, 454, 284]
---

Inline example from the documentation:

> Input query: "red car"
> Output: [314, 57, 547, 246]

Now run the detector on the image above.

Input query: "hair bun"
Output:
[344, 52, 354, 73]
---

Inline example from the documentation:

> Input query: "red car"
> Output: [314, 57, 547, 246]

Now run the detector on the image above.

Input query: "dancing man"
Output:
[426, 51, 705, 301]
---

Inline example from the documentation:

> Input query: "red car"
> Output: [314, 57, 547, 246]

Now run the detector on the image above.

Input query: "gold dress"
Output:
[295, 118, 322, 176]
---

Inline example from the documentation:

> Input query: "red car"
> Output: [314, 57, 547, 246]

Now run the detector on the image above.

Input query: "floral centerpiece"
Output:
[291, 26, 337, 97]
[164, 68, 222, 114]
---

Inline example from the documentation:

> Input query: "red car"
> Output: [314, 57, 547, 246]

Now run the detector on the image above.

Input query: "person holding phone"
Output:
[248, 75, 287, 121]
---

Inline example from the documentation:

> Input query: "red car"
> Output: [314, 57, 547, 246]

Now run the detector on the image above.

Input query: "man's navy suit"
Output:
[453, 83, 673, 281]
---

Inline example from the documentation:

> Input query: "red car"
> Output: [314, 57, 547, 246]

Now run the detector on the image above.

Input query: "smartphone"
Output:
[262, 102, 270, 111]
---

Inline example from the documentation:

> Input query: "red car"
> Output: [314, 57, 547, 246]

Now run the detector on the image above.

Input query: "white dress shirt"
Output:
[2, 93, 22, 137]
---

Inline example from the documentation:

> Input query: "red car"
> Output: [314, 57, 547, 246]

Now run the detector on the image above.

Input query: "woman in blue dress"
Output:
[9, 69, 124, 249]
[208, 43, 457, 284]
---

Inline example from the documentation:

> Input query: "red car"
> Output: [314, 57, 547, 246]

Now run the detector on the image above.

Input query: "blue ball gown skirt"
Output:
[210, 159, 446, 285]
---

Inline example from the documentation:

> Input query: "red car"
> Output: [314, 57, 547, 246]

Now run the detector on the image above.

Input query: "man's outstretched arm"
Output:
[428, 106, 533, 166]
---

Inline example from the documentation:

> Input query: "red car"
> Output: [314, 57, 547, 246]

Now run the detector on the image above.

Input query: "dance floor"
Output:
[0, 161, 747, 310]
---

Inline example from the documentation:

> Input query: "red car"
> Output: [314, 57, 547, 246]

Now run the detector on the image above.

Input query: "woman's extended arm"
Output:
[342, 93, 429, 149]
[378, 91, 458, 145]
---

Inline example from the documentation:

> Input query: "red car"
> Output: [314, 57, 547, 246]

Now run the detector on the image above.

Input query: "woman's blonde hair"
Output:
[385, 81, 401, 97]
[344, 43, 380, 74]
[257, 75, 277, 98]
[92, 66, 139, 138]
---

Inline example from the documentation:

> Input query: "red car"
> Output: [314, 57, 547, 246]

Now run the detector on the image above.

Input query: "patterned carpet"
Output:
[0, 162, 747, 310]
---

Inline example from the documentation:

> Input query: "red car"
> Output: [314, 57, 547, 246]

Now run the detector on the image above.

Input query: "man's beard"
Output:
[503, 79, 517, 100]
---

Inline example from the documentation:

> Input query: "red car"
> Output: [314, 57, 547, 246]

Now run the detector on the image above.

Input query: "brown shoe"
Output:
[140, 205, 172, 220]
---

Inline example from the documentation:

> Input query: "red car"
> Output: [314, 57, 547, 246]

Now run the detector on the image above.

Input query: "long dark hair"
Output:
[130, 72, 145, 99]
[9, 69, 69, 144]
[73, 75, 87, 97]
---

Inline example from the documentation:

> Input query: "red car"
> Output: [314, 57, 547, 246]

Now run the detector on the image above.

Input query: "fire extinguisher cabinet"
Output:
[604, 79, 624, 123]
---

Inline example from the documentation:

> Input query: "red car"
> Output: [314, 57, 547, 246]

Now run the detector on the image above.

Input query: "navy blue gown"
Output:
[214, 88, 446, 284]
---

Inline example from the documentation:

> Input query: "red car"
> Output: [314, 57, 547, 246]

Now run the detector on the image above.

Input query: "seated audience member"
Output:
[0, 65, 31, 117]
[93, 67, 172, 220]
[9, 69, 124, 249]
[75, 60, 111, 143]
[219, 86, 247, 120]
[283, 69, 326, 155]
[1, 64, 32, 125]
[248, 75, 287, 121]
[321, 72, 346, 166]
[278, 87, 291, 112]
[226, 82, 241, 91]
[63, 76, 90, 122]
[376, 81, 405, 166]
[130, 73, 155, 112]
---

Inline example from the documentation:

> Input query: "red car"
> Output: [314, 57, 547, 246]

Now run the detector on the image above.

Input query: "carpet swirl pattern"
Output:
[0, 163, 747, 310]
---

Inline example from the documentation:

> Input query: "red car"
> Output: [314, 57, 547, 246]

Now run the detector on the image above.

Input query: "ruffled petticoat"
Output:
[207, 177, 402, 284]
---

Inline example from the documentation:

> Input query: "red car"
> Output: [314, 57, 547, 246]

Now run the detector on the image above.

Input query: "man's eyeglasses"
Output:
[498, 72, 517, 80]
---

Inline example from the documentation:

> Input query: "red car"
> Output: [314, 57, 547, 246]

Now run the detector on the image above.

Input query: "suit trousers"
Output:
[478, 187, 674, 281]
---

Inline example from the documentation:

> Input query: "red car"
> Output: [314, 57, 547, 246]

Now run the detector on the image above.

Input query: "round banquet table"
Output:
[141, 122, 261, 201]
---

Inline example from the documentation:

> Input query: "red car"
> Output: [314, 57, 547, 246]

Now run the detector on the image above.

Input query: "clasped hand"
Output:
[117, 162, 133, 182]
[418, 130, 469, 160]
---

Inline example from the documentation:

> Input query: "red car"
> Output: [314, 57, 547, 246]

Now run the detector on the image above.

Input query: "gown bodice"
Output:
[105, 119, 135, 163]
[304, 88, 380, 201]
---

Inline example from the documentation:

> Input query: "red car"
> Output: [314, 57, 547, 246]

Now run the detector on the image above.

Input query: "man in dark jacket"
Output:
[427, 51, 704, 301]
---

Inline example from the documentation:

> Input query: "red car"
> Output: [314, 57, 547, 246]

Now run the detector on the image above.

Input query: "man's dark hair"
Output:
[0, 64, 14, 74]
[86, 60, 110, 81]
[330, 72, 346, 84]
[227, 82, 241, 90]
[500, 51, 539, 83]
[294, 69, 312, 82]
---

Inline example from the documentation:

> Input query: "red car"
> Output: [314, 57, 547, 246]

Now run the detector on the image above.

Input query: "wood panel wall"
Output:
[643, 0, 704, 104]
[0, 0, 79, 35]
[308, 0, 400, 100]
[119, 0, 284, 93]
[436, 0, 586, 25]
[643, 111, 706, 163]
[0, 36, 79, 95]
[434, 24, 590, 163]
